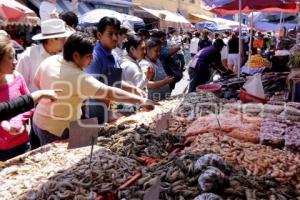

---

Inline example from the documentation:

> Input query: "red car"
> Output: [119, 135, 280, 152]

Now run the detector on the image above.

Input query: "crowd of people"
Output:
[0, 3, 297, 161]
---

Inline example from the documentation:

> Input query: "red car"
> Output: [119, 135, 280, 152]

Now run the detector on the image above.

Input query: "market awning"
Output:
[189, 13, 215, 22]
[28, 0, 93, 16]
[190, 13, 245, 28]
[139, 7, 191, 29]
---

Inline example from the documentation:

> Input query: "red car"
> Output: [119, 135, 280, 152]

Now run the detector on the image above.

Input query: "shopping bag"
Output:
[243, 73, 265, 99]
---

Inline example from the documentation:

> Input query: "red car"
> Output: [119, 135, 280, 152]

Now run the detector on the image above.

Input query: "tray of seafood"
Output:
[183, 133, 300, 195]
[118, 152, 298, 200]
[97, 123, 184, 163]
[0, 143, 142, 199]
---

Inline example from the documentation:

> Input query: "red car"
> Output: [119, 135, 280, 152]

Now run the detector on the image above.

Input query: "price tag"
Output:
[68, 118, 98, 149]
[143, 177, 160, 200]
[155, 112, 171, 134]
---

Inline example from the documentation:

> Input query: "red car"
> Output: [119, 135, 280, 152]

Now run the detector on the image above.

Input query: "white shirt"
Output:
[190, 37, 200, 54]
[120, 56, 147, 89]
[221, 37, 229, 60]
[39, 1, 57, 22]
[112, 47, 127, 66]
[16, 44, 51, 92]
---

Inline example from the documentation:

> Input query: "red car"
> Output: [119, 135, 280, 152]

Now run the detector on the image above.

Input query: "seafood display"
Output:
[184, 132, 300, 193]
[115, 97, 182, 126]
[118, 153, 298, 200]
[0, 143, 140, 199]
[185, 111, 262, 143]
[151, 92, 228, 136]
[97, 123, 183, 159]
[259, 117, 288, 148]
[216, 72, 288, 99]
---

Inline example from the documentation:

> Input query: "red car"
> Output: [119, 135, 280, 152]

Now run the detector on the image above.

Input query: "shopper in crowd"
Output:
[188, 39, 229, 92]
[198, 30, 212, 50]
[39, 0, 58, 22]
[151, 30, 182, 91]
[85, 17, 146, 124]
[189, 32, 200, 58]
[112, 26, 129, 66]
[140, 38, 174, 101]
[221, 31, 230, 69]
[121, 34, 151, 89]
[16, 19, 72, 149]
[227, 31, 240, 73]
[137, 29, 150, 41]
[17, 19, 72, 92]
[33, 32, 154, 146]
[169, 29, 185, 71]
[253, 32, 264, 49]
[59, 11, 79, 30]
[0, 35, 31, 161]
[0, 90, 60, 121]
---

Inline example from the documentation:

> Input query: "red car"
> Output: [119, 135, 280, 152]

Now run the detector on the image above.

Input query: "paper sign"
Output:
[68, 118, 99, 149]
[143, 177, 160, 200]
[155, 112, 172, 134]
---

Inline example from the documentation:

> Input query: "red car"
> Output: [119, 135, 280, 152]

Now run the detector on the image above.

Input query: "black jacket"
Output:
[0, 95, 34, 121]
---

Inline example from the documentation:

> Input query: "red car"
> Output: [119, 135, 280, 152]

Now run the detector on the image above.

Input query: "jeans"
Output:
[32, 123, 69, 146]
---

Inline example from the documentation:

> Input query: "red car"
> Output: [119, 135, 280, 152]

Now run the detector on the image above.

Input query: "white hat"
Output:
[32, 19, 73, 41]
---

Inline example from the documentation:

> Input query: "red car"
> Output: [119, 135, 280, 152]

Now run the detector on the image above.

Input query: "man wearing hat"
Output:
[16, 19, 72, 149]
[188, 38, 230, 92]
[17, 19, 72, 93]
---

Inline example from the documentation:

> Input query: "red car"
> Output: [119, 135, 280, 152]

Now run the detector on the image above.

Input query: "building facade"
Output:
[133, 0, 213, 22]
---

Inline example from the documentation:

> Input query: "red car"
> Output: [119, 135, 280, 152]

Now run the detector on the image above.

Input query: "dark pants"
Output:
[32, 123, 69, 146]
[0, 143, 29, 161]
[188, 67, 210, 93]
[29, 117, 40, 149]
[177, 54, 185, 71]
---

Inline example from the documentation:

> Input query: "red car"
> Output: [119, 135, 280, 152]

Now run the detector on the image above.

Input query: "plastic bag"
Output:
[243, 73, 265, 99]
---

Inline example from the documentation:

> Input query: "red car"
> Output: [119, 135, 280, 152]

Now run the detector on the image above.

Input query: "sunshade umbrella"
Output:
[79, 9, 121, 25]
[79, 9, 144, 27]
[0, 0, 38, 24]
[212, 0, 299, 16]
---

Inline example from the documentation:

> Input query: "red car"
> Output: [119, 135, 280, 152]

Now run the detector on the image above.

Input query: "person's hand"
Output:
[164, 76, 175, 84]
[134, 87, 147, 98]
[31, 89, 62, 104]
[139, 98, 159, 112]
[146, 65, 155, 80]
[1, 121, 25, 135]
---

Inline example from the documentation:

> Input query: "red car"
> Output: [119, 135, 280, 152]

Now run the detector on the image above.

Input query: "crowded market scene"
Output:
[2, 0, 300, 199]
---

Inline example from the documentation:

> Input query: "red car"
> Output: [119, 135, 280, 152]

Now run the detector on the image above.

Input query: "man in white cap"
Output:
[17, 18, 72, 92]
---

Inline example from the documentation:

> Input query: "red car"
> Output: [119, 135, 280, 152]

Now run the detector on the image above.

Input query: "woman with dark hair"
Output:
[121, 34, 152, 89]
[140, 39, 174, 101]
[33, 32, 154, 145]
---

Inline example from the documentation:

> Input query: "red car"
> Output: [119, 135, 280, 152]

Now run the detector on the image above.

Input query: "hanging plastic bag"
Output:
[243, 73, 265, 99]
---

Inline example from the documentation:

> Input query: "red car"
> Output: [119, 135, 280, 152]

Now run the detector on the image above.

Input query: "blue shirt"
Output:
[86, 41, 119, 76]
[84, 41, 122, 124]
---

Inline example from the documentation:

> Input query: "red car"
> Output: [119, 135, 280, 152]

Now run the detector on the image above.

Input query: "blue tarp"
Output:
[255, 21, 297, 32]
[195, 21, 231, 31]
